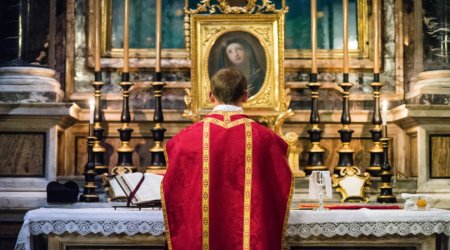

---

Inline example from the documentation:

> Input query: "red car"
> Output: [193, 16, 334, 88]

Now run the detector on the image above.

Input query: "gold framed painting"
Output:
[187, 14, 288, 119]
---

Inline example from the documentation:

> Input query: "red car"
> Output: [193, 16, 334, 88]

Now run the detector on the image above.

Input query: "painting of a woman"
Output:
[209, 32, 266, 97]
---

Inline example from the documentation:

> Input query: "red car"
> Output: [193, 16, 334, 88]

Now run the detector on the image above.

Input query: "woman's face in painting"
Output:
[226, 42, 246, 65]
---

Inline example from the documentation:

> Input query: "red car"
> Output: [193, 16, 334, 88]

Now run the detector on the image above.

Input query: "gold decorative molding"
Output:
[187, 0, 287, 15]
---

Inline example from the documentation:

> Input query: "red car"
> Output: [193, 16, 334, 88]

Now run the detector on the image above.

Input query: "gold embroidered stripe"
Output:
[161, 147, 173, 250]
[202, 117, 251, 129]
[202, 121, 210, 250]
[243, 121, 252, 250]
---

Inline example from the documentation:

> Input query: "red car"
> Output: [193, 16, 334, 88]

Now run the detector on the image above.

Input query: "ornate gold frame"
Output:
[187, 0, 287, 14]
[332, 166, 371, 203]
[185, 14, 288, 120]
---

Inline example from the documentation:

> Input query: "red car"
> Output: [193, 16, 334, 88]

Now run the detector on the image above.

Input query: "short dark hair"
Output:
[210, 68, 247, 104]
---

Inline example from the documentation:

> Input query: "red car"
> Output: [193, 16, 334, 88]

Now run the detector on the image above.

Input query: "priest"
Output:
[162, 68, 293, 250]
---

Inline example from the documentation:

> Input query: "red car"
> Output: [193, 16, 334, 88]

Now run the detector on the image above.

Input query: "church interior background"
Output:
[1, 0, 450, 249]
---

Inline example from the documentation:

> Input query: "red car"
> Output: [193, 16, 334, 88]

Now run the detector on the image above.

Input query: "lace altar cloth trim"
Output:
[15, 208, 450, 250]
[15, 208, 165, 250]
[287, 209, 450, 238]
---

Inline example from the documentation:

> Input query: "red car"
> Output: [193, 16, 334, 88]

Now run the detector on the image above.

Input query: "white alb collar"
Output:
[212, 104, 244, 112]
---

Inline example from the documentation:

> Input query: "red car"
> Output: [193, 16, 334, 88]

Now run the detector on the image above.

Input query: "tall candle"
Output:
[155, 0, 162, 73]
[123, 0, 129, 72]
[311, 0, 317, 74]
[382, 100, 388, 137]
[94, 0, 101, 72]
[382, 100, 388, 126]
[343, 0, 349, 73]
[89, 98, 95, 125]
[373, 0, 379, 74]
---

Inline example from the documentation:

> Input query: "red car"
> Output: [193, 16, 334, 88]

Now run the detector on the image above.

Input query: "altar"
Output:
[15, 207, 450, 250]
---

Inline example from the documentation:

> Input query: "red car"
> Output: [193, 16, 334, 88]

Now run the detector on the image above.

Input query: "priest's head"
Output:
[209, 68, 249, 106]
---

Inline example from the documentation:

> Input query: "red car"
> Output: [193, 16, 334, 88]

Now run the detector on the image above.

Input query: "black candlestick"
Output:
[92, 72, 107, 175]
[377, 137, 397, 203]
[147, 72, 167, 174]
[367, 76, 383, 177]
[335, 75, 355, 175]
[112, 72, 135, 175]
[80, 136, 100, 202]
[305, 73, 327, 175]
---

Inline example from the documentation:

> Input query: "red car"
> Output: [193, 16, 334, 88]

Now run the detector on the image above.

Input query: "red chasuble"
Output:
[162, 112, 293, 250]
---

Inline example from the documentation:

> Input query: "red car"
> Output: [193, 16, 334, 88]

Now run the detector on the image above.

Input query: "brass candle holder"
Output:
[305, 74, 326, 175]
[91, 0, 107, 175]
[304, 0, 326, 175]
[367, 0, 383, 177]
[111, 72, 135, 175]
[92, 72, 107, 175]
[376, 137, 397, 203]
[146, 0, 166, 174]
[335, 77, 355, 175]
[335, 1, 356, 176]
[79, 135, 100, 202]
[367, 79, 384, 177]
[147, 72, 167, 174]
[111, 0, 134, 175]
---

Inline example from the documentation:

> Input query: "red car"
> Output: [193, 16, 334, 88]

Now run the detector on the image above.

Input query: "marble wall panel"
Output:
[0, 133, 45, 176]
[419, 94, 450, 105]
[410, 134, 418, 177]
[73, 0, 92, 93]
[403, 0, 416, 94]
[422, 0, 450, 71]
[430, 135, 450, 178]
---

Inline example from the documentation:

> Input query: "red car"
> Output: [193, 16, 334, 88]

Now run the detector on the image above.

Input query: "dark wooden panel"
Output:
[410, 135, 418, 177]
[0, 133, 45, 177]
[0, 221, 23, 250]
[75, 137, 154, 175]
[67, 247, 163, 250]
[430, 135, 450, 178]
[291, 247, 415, 250]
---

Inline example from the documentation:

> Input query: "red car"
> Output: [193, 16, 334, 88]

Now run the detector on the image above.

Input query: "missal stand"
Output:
[113, 173, 162, 210]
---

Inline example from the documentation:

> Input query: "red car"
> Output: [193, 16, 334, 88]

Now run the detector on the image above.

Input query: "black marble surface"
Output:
[423, 0, 450, 71]
[0, 0, 50, 66]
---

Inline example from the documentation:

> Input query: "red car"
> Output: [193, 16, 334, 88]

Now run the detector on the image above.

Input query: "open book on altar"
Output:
[113, 172, 163, 206]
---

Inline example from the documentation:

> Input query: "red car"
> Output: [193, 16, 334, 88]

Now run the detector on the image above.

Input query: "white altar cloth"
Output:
[15, 208, 450, 250]
[287, 209, 450, 238]
[15, 208, 165, 250]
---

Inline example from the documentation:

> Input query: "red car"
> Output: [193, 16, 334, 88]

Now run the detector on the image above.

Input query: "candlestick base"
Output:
[79, 193, 100, 202]
[367, 128, 383, 177]
[377, 195, 397, 203]
[376, 138, 397, 203]
[80, 136, 99, 202]
[93, 126, 107, 175]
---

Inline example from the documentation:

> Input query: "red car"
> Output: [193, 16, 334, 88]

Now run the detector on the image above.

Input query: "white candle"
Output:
[311, 0, 317, 74]
[155, 0, 162, 73]
[123, 0, 129, 72]
[373, 0, 379, 74]
[382, 100, 388, 126]
[89, 98, 95, 125]
[94, 0, 101, 72]
[343, 0, 349, 73]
